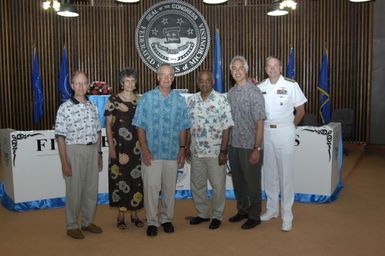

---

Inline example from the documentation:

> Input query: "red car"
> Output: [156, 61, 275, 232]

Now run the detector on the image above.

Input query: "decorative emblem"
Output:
[303, 128, 333, 161]
[135, 1, 210, 76]
[11, 132, 42, 167]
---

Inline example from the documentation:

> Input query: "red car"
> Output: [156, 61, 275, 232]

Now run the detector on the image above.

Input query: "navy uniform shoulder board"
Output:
[255, 79, 267, 86]
[284, 77, 297, 83]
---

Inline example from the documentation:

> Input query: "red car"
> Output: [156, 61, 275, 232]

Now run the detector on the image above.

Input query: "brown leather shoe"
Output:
[66, 229, 85, 239]
[81, 223, 103, 234]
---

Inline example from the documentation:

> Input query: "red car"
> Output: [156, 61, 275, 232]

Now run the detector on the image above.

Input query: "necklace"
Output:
[119, 92, 135, 102]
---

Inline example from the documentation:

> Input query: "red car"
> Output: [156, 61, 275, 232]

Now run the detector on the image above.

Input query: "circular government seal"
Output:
[135, 1, 210, 76]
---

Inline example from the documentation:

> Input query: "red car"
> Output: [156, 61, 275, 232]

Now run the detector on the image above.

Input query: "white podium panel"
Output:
[0, 123, 341, 207]
[292, 123, 341, 196]
[0, 129, 109, 203]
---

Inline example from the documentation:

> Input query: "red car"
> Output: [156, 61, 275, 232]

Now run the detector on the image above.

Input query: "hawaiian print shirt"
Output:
[132, 87, 190, 160]
[227, 81, 266, 149]
[188, 90, 234, 158]
[55, 97, 101, 145]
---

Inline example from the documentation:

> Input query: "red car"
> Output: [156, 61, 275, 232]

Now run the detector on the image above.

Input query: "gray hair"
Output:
[119, 67, 138, 85]
[71, 70, 89, 84]
[229, 56, 249, 72]
[157, 63, 175, 76]
[265, 56, 282, 67]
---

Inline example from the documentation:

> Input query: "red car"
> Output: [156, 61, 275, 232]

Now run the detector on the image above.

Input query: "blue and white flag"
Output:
[32, 48, 43, 124]
[318, 49, 331, 124]
[287, 47, 295, 79]
[213, 29, 224, 93]
[58, 47, 72, 103]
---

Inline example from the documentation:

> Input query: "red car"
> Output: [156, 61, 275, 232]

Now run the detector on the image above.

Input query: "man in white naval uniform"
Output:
[258, 56, 307, 232]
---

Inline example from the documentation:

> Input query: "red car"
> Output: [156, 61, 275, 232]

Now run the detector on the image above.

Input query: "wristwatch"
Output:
[253, 146, 262, 151]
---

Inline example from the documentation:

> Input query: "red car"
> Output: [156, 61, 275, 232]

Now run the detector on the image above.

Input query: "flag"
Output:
[318, 49, 331, 124]
[213, 29, 224, 93]
[58, 47, 72, 103]
[287, 47, 295, 79]
[32, 48, 43, 124]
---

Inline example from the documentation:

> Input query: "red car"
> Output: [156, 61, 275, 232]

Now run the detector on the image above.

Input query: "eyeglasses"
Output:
[73, 82, 89, 87]
[159, 73, 174, 79]
[231, 66, 246, 71]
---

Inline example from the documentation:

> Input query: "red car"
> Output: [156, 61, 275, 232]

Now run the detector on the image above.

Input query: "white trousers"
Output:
[190, 156, 226, 220]
[141, 160, 178, 227]
[263, 124, 295, 223]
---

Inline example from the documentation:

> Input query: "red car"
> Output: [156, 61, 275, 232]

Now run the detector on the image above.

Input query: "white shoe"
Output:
[260, 211, 279, 221]
[281, 221, 292, 232]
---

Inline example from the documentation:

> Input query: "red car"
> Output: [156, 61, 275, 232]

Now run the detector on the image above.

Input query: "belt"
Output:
[266, 123, 294, 129]
[86, 142, 95, 145]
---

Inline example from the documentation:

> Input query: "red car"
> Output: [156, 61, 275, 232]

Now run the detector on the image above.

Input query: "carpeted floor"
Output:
[0, 146, 384, 256]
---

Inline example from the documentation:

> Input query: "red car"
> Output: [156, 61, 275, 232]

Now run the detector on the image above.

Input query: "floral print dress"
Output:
[104, 95, 143, 210]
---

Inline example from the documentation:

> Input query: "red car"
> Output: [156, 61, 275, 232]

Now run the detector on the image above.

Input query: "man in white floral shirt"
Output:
[55, 71, 103, 239]
[187, 70, 234, 230]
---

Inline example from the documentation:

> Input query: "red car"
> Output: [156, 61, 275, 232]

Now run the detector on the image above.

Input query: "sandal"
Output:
[131, 216, 144, 228]
[117, 216, 127, 230]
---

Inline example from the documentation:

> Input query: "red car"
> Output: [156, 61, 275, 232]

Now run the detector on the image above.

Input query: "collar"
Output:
[199, 90, 215, 102]
[233, 80, 253, 91]
[268, 75, 284, 86]
[155, 86, 176, 98]
[70, 96, 89, 105]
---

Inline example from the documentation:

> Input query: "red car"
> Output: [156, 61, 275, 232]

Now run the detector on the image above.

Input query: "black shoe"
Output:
[241, 218, 261, 230]
[189, 216, 210, 225]
[161, 222, 175, 233]
[228, 213, 248, 223]
[146, 225, 158, 237]
[209, 219, 222, 230]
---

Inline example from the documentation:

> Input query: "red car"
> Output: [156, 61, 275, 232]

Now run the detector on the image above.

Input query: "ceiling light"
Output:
[57, 0, 79, 17]
[267, 1, 289, 16]
[42, 0, 51, 10]
[116, 0, 140, 3]
[203, 0, 228, 4]
[52, 0, 60, 11]
[349, 0, 372, 2]
[280, 0, 297, 10]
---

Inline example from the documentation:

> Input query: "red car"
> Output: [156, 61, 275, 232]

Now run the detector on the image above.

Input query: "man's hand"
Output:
[62, 164, 72, 177]
[142, 150, 153, 166]
[178, 149, 186, 168]
[218, 152, 228, 166]
[186, 148, 191, 162]
[249, 150, 261, 165]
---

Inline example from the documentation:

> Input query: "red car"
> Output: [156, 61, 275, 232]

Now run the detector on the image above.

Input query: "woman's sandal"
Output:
[117, 216, 127, 230]
[131, 216, 144, 228]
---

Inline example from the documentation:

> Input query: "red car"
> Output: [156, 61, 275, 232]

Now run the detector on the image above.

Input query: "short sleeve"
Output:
[293, 83, 308, 107]
[252, 87, 266, 121]
[55, 104, 67, 138]
[104, 95, 116, 117]
[178, 97, 191, 131]
[220, 95, 234, 129]
[132, 94, 147, 130]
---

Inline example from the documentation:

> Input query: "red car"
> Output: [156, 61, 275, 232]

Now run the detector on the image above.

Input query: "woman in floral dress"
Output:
[104, 68, 144, 229]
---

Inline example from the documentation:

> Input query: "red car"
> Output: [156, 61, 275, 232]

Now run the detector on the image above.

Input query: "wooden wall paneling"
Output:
[0, 0, 373, 142]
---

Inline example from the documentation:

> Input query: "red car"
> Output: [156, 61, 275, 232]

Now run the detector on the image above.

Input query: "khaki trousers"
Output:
[141, 160, 178, 227]
[64, 144, 99, 230]
[190, 156, 226, 220]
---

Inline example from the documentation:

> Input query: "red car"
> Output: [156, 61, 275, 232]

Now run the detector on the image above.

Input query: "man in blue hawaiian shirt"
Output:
[133, 63, 190, 237]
